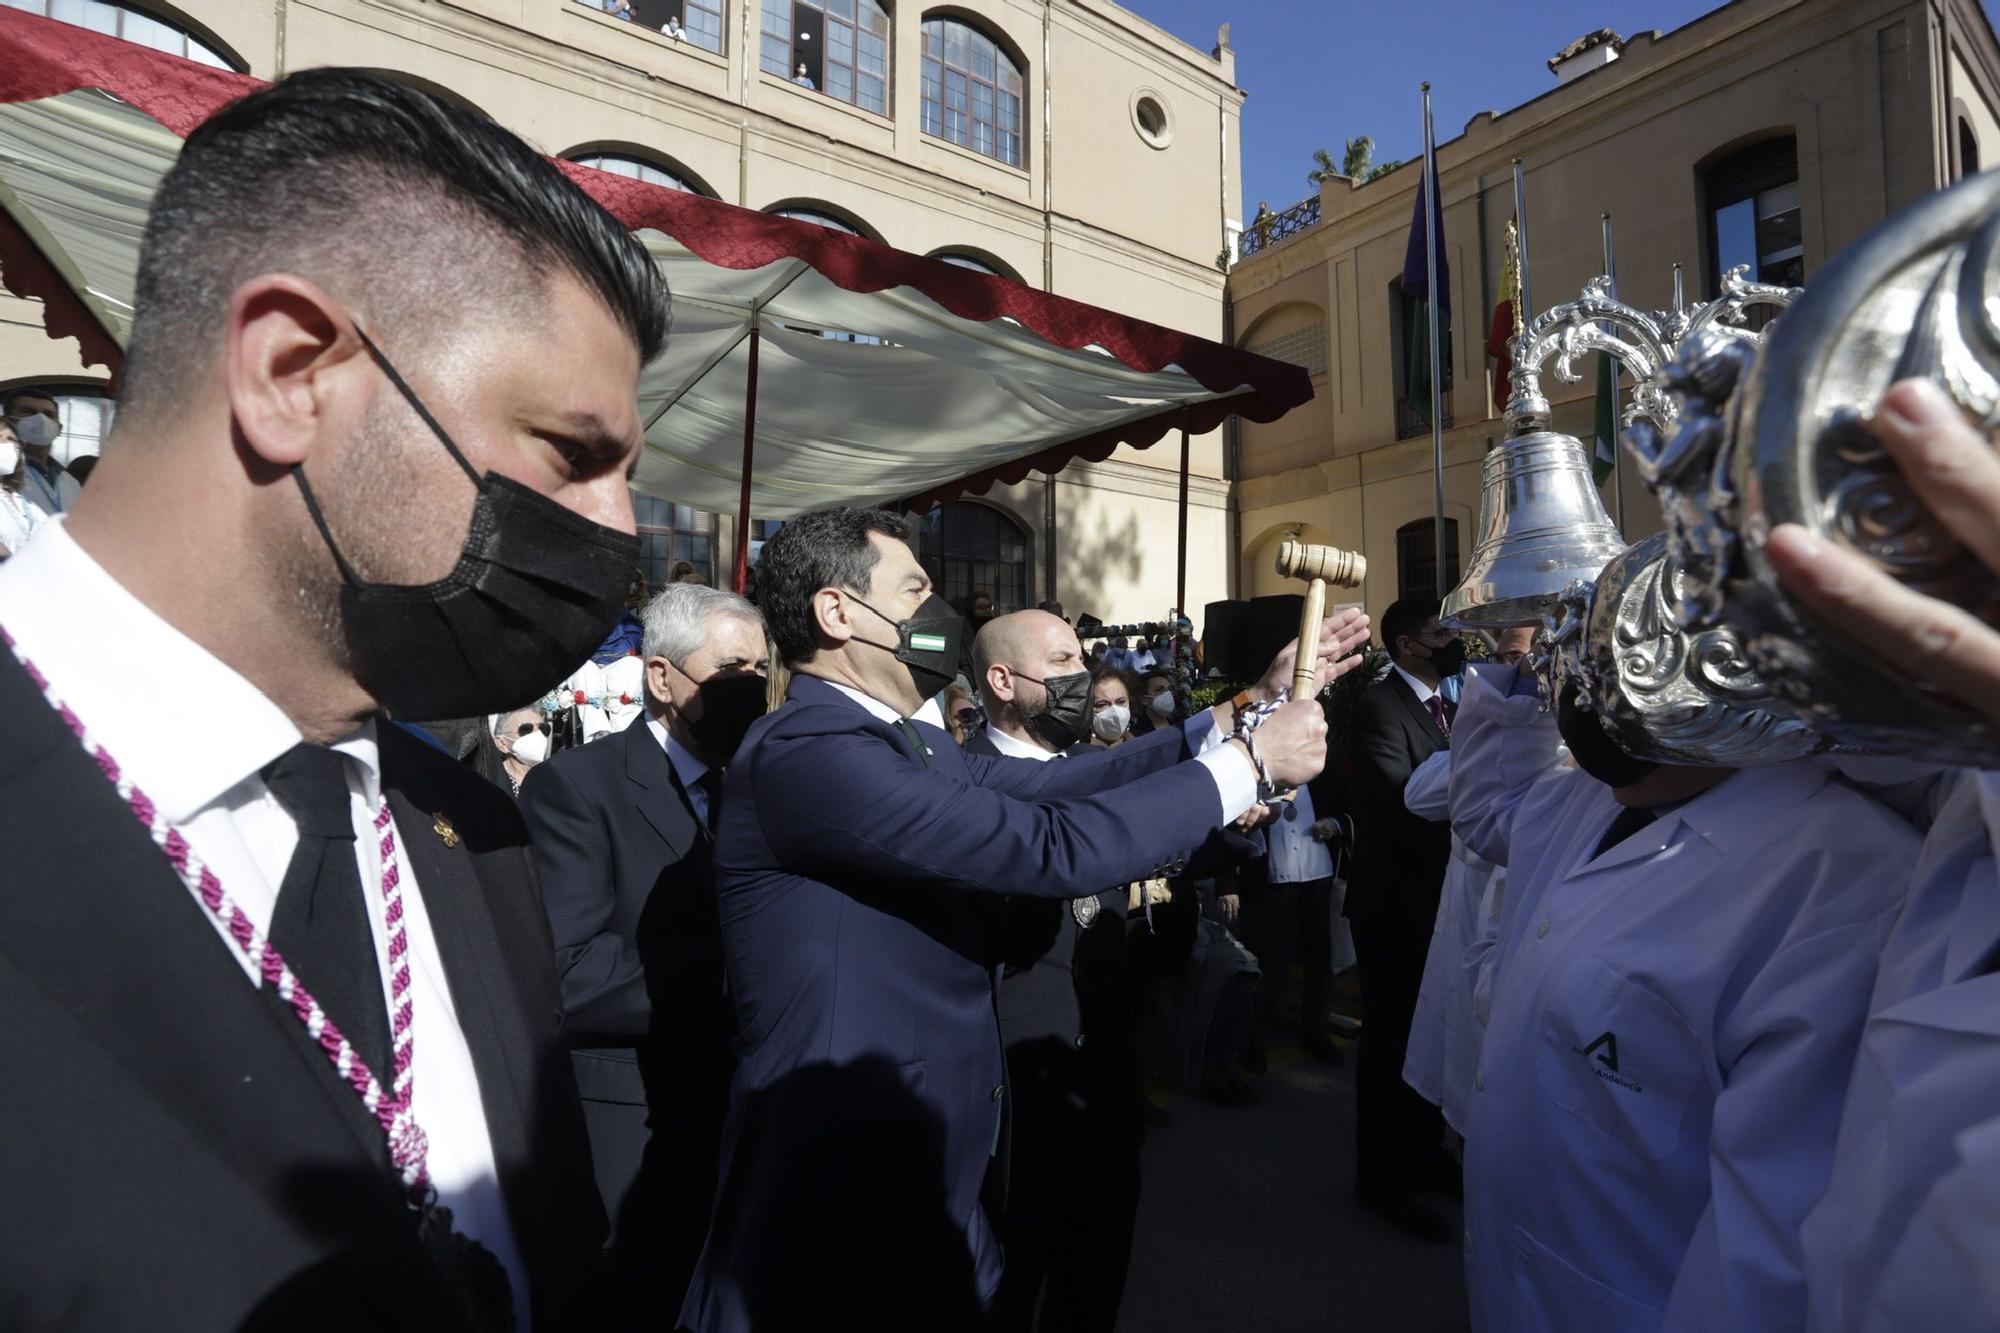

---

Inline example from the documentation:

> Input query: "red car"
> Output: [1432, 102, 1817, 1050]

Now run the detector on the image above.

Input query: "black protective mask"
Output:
[293, 330, 639, 722]
[1556, 682, 1659, 791]
[1428, 638, 1468, 679]
[682, 671, 769, 762]
[1014, 669, 1093, 748]
[849, 592, 963, 703]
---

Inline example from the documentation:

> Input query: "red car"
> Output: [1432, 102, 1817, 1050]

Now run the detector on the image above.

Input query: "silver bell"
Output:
[1442, 429, 1627, 629]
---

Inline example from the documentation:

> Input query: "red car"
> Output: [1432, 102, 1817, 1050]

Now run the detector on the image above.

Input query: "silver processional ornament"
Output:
[1443, 264, 1793, 631]
[1635, 167, 2000, 764]
[1535, 534, 1829, 767]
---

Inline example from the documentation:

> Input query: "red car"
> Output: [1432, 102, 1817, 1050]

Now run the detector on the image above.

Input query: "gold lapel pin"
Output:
[433, 813, 460, 849]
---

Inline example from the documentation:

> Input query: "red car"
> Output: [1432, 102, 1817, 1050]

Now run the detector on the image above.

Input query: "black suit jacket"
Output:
[1344, 671, 1455, 928]
[517, 719, 733, 1267]
[0, 652, 605, 1331]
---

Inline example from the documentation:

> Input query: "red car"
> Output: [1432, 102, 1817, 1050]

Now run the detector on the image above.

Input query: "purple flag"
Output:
[1400, 162, 1450, 313]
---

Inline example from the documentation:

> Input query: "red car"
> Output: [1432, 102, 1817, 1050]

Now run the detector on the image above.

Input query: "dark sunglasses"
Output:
[515, 721, 552, 737]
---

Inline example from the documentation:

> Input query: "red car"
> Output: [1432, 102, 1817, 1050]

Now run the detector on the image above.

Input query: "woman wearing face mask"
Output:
[1132, 669, 1178, 736]
[477, 705, 551, 797]
[1089, 666, 1136, 746]
[0, 422, 48, 560]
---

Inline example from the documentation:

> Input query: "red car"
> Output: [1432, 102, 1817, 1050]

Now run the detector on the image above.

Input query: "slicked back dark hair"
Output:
[758, 506, 917, 667]
[120, 67, 668, 418]
[1380, 597, 1441, 657]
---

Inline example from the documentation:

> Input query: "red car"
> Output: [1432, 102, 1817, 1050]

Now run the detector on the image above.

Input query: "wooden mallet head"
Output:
[1276, 538, 1366, 702]
[1275, 538, 1366, 588]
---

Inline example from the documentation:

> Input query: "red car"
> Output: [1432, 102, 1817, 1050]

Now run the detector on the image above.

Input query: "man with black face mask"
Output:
[519, 582, 767, 1322]
[0, 67, 668, 1330]
[681, 507, 1370, 1333]
[1447, 644, 1920, 1332]
[1344, 597, 1464, 1242]
[967, 609, 1161, 1331]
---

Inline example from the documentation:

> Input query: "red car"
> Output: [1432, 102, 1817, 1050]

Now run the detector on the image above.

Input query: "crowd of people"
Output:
[12, 58, 2000, 1333]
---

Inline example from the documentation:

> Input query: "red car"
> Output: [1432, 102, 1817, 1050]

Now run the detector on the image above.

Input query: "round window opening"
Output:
[1132, 93, 1172, 149]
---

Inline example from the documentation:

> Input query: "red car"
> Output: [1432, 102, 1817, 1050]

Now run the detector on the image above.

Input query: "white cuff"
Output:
[1185, 708, 1229, 755]
[1196, 741, 1261, 824]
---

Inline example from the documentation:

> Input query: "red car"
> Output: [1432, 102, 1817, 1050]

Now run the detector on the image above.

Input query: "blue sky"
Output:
[1122, 0, 2000, 216]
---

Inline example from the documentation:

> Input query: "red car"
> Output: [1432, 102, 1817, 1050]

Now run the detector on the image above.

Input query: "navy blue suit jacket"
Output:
[679, 674, 1235, 1331]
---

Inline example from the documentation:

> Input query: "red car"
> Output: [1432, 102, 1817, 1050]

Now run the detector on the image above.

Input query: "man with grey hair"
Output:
[520, 581, 769, 1323]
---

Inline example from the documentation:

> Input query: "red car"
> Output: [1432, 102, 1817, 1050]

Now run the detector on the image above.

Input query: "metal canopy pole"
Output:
[1423, 83, 1447, 600]
[1175, 417, 1191, 619]
[732, 323, 762, 594]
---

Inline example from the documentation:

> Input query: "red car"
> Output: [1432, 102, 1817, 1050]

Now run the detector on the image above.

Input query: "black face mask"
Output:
[1416, 636, 1468, 679]
[1556, 681, 1659, 791]
[681, 670, 769, 762]
[848, 591, 963, 703]
[1013, 668, 1093, 748]
[292, 329, 639, 722]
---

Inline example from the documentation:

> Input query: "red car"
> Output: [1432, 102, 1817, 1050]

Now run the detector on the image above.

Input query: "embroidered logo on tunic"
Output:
[1574, 1031, 1643, 1092]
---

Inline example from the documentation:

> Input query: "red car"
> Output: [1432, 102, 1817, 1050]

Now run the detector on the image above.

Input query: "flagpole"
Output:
[1602, 213, 1626, 535]
[1511, 158, 1533, 328]
[1423, 83, 1447, 601]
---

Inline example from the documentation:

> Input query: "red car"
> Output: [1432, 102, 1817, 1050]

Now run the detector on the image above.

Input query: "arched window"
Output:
[1703, 135, 1802, 294]
[761, 0, 890, 117]
[1960, 116, 1982, 180]
[771, 206, 865, 236]
[921, 17, 1024, 167]
[1395, 517, 1459, 604]
[919, 502, 1030, 615]
[7, 0, 240, 68]
[570, 152, 708, 196]
[930, 250, 1024, 283]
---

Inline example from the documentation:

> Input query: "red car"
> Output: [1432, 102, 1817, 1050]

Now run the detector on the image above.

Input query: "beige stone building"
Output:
[1228, 0, 2000, 618]
[0, 0, 1246, 624]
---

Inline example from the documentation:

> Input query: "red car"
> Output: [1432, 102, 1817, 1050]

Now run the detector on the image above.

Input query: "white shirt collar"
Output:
[0, 518, 326, 822]
[1391, 662, 1442, 705]
[821, 677, 946, 729]
[647, 715, 710, 791]
[984, 723, 1059, 763]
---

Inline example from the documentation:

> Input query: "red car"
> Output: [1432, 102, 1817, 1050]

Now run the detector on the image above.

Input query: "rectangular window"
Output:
[682, 0, 724, 52]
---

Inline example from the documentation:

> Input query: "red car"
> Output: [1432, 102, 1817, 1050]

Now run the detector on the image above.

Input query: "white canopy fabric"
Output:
[0, 6, 1310, 521]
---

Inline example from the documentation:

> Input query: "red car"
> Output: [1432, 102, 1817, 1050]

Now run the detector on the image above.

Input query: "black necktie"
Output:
[262, 743, 394, 1084]
[1592, 804, 1656, 861]
[895, 718, 934, 770]
[699, 768, 726, 836]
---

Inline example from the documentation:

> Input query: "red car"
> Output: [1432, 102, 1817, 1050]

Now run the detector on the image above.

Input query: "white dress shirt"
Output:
[0, 518, 530, 1320]
[1446, 663, 1919, 1333]
[819, 677, 1259, 820]
[1392, 661, 1442, 706]
[982, 722, 1059, 763]
[0, 484, 47, 555]
[1263, 781, 1334, 884]
[648, 715, 714, 827]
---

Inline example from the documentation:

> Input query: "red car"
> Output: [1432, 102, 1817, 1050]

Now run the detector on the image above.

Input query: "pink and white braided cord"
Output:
[3, 627, 433, 1203]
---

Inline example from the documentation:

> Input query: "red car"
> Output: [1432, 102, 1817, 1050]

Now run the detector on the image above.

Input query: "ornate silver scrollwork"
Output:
[1538, 534, 1828, 766]
[1646, 168, 2000, 763]
[1508, 266, 1795, 438]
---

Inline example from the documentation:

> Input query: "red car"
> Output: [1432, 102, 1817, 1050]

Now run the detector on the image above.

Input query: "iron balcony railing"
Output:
[1240, 194, 1322, 259]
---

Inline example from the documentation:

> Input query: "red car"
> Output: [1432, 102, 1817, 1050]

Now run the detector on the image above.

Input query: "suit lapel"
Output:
[627, 721, 702, 857]
[1391, 672, 1448, 748]
[381, 766, 537, 1187]
[0, 652, 398, 1203]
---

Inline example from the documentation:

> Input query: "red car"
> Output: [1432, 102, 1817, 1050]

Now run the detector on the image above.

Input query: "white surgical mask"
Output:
[11, 414, 56, 449]
[1092, 704, 1130, 741]
[1147, 691, 1176, 718]
[0, 442, 19, 475]
[510, 727, 550, 766]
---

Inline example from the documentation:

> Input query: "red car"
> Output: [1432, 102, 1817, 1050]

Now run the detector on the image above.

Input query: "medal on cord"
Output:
[2, 627, 516, 1331]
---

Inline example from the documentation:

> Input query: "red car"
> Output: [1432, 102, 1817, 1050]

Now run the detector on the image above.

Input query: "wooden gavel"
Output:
[1276, 538, 1367, 699]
